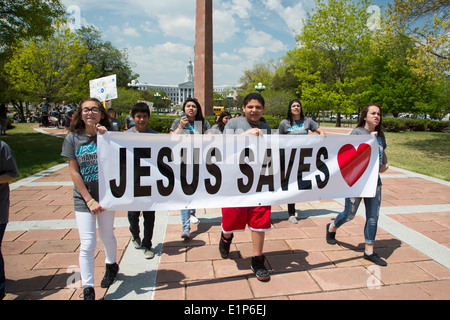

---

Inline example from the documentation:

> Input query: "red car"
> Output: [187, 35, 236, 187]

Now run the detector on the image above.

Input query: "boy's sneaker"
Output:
[131, 236, 141, 249]
[143, 247, 155, 259]
[219, 232, 233, 258]
[83, 287, 95, 300]
[326, 223, 337, 245]
[364, 252, 387, 266]
[100, 262, 119, 288]
[288, 215, 298, 224]
[251, 255, 270, 282]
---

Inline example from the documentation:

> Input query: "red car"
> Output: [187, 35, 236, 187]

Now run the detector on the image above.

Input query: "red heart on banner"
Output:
[338, 143, 371, 187]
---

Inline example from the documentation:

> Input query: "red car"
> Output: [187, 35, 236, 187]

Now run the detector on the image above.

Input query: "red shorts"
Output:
[221, 206, 272, 234]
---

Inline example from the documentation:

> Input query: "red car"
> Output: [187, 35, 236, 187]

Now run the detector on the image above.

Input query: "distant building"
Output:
[128, 58, 238, 105]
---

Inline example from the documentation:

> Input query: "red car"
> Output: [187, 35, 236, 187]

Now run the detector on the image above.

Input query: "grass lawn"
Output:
[385, 131, 450, 182]
[1, 123, 66, 181]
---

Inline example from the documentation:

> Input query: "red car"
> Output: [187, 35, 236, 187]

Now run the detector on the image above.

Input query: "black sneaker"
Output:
[219, 232, 233, 258]
[100, 262, 119, 288]
[251, 255, 270, 282]
[364, 252, 387, 266]
[83, 287, 95, 300]
[326, 223, 337, 245]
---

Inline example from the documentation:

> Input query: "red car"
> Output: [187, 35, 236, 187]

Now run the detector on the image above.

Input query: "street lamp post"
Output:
[227, 93, 233, 112]
[127, 80, 139, 90]
[161, 96, 169, 114]
[255, 82, 266, 93]
[154, 92, 161, 115]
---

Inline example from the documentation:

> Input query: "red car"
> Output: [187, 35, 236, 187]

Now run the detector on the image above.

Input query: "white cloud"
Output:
[222, 0, 252, 19]
[263, 0, 306, 35]
[128, 42, 194, 84]
[244, 29, 287, 51]
[157, 14, 195, 40]
[213, 10, 239, 43]
[123, 27, 140, 37]
[215, 52, 242, 63]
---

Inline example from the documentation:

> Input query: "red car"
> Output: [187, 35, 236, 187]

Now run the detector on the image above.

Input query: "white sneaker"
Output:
[190, 215, 200, 224]
[288, 216, 298, 224]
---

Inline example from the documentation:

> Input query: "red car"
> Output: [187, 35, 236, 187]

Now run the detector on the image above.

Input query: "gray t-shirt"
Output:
[278, 118, 319, 135]
[110, 118, 124, 132]
[210, 123, 223, 134]
[351, 127, 387, 167]
[61, 131, 100, 212]
[170, 117, 211, 134]
[127, 127, 158, 134]
[224, 116, 272, 134]
[0, 141, 19, 224]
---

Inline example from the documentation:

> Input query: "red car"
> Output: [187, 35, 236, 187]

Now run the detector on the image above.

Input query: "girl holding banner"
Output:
[278, 99, 325, 224]
[61, 98, 118, 300]
[326, 103, 389, 266]
[170, 98, 211, 239]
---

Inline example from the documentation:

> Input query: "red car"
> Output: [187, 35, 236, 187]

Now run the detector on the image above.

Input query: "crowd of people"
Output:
[0, 93, 389, 300]
[38, 98, 78, 129]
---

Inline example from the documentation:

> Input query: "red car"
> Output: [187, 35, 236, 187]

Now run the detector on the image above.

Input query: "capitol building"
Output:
[128, 59, 239, 106]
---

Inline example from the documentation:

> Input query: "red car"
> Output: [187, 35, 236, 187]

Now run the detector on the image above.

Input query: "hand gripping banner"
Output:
[97, 132, 380, 211]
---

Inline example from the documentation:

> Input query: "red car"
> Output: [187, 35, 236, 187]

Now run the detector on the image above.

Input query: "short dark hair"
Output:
[243, 92, 265, 107]
[131, 102, 150, 117]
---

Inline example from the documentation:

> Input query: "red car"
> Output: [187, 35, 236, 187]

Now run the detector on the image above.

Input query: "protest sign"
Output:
[89, 75, 118, 102]
[97, 132, 379, 211]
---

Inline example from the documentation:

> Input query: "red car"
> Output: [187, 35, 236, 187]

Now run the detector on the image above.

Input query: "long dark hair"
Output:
[357, 103, 383, 135]
[69, 98, 111, 133]
[286, 99, 305, 126]
[182, 97, 208, 133]
[216, 111, 231, 132]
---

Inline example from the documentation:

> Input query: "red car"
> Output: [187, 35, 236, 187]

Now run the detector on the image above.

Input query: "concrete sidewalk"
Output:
[2, 126, 449, 300]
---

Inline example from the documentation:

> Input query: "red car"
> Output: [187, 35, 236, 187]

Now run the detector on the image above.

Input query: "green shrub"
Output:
[382, 117, 450, 133]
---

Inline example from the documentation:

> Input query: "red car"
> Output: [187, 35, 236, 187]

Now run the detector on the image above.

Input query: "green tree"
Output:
[111, 87, 143, 114]
[383, 0, 449, 79]
[263, 90, 296, 118]
[291, 0, 373, 126]
[368, 34, 432, 117]
[0, 0, 65, 104]
[0, 0, 65, 48]
[4, 22, 93, 114]
[76, 26, 139, 87]
[238, 60, 276, 96]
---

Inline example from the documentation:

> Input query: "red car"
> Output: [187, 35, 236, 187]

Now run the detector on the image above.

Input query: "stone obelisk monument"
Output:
[194, 0, 213, 117]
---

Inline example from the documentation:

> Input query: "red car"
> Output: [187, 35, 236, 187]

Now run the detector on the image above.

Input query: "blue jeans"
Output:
[181, 209, 196, 231]
[128, 211, 155, 249]
[333, 178, 382, 245]
[0, 223, 6, 298]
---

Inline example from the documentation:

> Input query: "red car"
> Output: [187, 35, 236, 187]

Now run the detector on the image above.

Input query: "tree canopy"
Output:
[4, 21, 93, 103]
[0, 0, 65, 49]
[236, 0, 449, 122]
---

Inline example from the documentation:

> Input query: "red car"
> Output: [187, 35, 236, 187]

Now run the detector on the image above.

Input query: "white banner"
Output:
[97, 132, 379, 211]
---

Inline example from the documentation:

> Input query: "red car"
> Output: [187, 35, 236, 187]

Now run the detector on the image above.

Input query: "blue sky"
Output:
[61, 0, 391, 86]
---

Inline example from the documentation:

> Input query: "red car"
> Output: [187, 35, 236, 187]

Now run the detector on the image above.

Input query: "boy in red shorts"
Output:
[219, 93, 272, 282]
